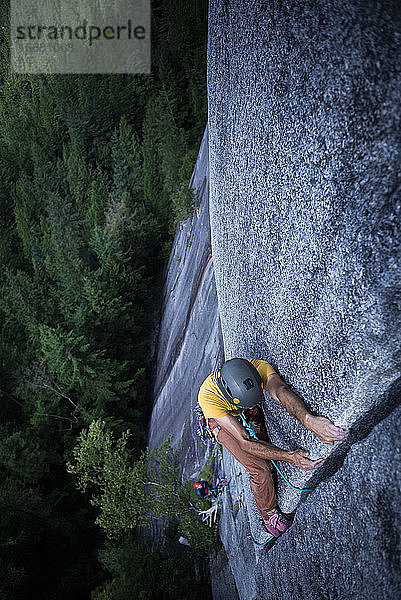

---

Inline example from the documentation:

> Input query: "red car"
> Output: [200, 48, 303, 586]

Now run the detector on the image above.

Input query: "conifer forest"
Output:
[0, 0, 211, 597]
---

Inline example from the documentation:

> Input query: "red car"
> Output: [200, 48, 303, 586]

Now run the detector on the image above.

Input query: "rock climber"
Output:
[198, 358, 350, 539]
[193, 480, 218, 499]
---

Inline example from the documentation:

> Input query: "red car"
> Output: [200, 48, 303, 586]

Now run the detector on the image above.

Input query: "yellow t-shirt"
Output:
[198, 358, 276, 419]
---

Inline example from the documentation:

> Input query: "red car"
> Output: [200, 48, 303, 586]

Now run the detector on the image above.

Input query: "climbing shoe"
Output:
[260, 509, 292, 538]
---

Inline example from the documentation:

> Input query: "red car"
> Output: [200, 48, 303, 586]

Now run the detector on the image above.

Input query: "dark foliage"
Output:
[0, 0, 209, 597]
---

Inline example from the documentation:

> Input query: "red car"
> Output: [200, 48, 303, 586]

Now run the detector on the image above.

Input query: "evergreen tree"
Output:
[0, 0, 209, 595]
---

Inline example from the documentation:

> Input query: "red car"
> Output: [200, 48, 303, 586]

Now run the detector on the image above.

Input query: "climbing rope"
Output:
[238, 414, 314, 548]
[238, 414, 313, 492]
[247, 528, 276, 548]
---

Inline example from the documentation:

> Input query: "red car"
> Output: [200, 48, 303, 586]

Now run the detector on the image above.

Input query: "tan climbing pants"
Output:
[208, 417, 277, 519]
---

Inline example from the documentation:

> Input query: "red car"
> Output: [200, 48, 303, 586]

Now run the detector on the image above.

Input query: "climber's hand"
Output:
[289, 450, 325, 471]
[307, 415, 350, 445]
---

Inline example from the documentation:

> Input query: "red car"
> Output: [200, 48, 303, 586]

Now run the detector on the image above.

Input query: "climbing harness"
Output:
[238, 414, 314, 492]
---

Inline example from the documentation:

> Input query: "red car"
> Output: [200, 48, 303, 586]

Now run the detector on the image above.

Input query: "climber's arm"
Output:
[266, 374, 350, 445]
[214, 413, 324, 470]
[266, 374, 311, 425]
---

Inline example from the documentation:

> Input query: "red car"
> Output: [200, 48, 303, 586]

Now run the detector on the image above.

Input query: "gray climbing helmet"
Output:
[216, 358, 264, 409]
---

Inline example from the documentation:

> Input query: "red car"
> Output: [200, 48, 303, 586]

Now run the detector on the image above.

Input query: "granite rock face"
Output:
[149, 1, 401, 597]
[149, 125, 223, 475]
[148, 128, 239, 593]
[206, 0, 401, 597]
[255, 395, 401, 600]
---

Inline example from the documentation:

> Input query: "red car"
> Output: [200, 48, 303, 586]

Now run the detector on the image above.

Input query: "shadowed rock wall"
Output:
[148, 127, 241, 596]
[149, 126, 224, 474]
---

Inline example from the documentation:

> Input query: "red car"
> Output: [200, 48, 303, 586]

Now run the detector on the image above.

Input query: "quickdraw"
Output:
[193, 402, 218, 445]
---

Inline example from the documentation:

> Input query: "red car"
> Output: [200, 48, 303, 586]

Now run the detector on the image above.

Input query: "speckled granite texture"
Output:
[255, 396, 401, 600]
[207, 0, 401, 598]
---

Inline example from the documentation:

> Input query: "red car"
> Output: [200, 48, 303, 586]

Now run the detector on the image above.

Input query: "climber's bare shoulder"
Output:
[265, 373, 286, 401]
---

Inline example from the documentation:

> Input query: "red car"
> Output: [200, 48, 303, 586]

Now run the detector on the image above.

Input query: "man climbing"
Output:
[198, 358, 349, 539]
[193, 480, 218, 499]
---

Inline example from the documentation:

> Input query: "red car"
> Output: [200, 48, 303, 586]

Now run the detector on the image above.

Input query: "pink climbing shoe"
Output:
[261, 508, 292, 538]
